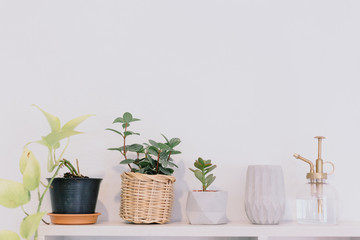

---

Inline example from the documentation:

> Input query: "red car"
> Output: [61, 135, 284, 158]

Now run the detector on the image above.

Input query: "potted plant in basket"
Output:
[186, 157, 228, 224]
[0, 105, 98, 240]
[106, 112, 181, 224]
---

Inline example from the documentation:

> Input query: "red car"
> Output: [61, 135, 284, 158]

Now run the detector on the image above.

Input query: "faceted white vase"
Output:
[186, 191, 228, 225]
[244, 165, 286, 225]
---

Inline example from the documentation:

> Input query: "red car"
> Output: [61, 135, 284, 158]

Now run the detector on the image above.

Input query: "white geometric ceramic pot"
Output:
[186, 190, 228, 225]
[244, 165, 286, 225]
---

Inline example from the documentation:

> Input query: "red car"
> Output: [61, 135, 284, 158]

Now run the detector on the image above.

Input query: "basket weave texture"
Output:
[120, 172, 176, 224]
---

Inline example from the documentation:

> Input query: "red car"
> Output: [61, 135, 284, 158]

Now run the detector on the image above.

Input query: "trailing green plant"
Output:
[189, 157, 217, 191]
[0, 105, 92, 240]
[106, 112, 181, 175]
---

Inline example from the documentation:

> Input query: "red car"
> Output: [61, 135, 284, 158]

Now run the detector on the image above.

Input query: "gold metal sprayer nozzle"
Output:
[293, 136, 334, 180]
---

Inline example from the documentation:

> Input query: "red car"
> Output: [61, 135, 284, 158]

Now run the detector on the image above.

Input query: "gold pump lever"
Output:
[293, 154, 315, 173]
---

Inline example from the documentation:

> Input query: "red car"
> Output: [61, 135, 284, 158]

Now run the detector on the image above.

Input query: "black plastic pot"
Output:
[48, 178, 102, 214]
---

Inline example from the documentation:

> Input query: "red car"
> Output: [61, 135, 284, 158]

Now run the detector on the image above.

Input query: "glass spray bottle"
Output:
[293, 136, 338, 224]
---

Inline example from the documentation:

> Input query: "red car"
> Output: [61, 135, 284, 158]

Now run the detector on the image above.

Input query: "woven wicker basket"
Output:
[120, 172, 176, 224]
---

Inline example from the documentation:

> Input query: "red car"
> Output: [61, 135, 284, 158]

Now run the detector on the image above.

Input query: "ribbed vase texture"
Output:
[244, 165, 286, 225]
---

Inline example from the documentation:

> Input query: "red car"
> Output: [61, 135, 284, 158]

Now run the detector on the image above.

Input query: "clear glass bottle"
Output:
[296, 179, 338, 224]
[293, 136, 338, 225]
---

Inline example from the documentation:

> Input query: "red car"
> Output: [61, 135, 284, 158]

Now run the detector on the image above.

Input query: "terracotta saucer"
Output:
[48, 212, 101, 225]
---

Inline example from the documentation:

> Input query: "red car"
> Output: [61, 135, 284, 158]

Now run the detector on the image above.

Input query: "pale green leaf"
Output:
[157, 143, 171, 151]
[194, 161, 203, 170]
[124, 131, 140, 137]
[120, 159, 135, 164]
[169, 138, 181, 148]
[19, 148, 31, 174]
[32, 105, 60, 132]
[23, 156, 41, 191]
[123, 112, 133, 123]
[205, 165, 217, 174]
[197, 157, 205, 166]
[0, 179, 30, 208]
[127, 144, 144, 152]
[113, 117, 124, 123]
[19, 148, 40, 191]
[0, 230, 20, 240]
[147, 146, 158, 156]
[206, 175, 216, 188]
[159, 166, 173, 175]
[43, 130, 82, 147]
[159, 151, 170, 160]
[148, 140, 159, 148]
[131, 118, 140, 122]
[139, 161, 149, 168]
[32, 138, 50, 149]
[62, 114, 93, 131]
[105, 128, 123, 136]
[161, 134, 169, 143]
[53, 142, 60, 149]
[167, 161, 178, 168]
[159, 158, 168, 167]
[107, 147, 124, 152]
[194, 170, 203, 183]
[20, 212, 46, 240]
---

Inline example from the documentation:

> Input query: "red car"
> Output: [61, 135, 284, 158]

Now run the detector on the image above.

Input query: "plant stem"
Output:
[56, 138, 70, 165]
[62, 159, 79, 176]
[166, 151, 172, 161]
[156, 150, 161, 173]
[21, 205, 29, 216]
[53, 149, 56, 165]
[202, 169, 206, 191]
[123, 123, 132, 170]
[34, 163, 63, 240]
[76, 159, 80, 175]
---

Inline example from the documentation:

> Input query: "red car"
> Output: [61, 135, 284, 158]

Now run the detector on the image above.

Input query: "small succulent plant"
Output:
[189, 157, 217, 191]
[106, 112, 181, 175]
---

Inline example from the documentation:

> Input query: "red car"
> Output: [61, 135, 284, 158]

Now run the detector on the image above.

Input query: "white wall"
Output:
[1, 0, 360, 239]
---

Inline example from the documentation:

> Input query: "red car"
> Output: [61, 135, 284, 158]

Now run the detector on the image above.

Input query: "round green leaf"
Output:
[148, 140, 159, 148]
[0, 179, 30, 208]
[0, 230, 20, 240]
[169, 138, 181, 148]
[113, 117, 124, 123]
[157, 143, 171, 151]
[194, 170, 204, 183]
[19, 148, 31, 174]
[194, 161, 203, 170]
[120, 159, 135, 164]
[20, 212, 46, 240]
[22, 151, 41, 191]
[127, 144, 144, 152]
[123, 112, 133, 123]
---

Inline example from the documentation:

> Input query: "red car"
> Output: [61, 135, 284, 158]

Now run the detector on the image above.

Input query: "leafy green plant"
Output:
[189, 157, 217, 191]
[106, 112, 181, 175]
[0, 105, 92, 240]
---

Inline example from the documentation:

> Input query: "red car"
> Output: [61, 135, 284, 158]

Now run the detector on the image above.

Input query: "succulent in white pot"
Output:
[186, 157, 227, 225]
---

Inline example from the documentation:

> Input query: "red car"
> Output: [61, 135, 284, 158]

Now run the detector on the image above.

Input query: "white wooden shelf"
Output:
[37, 220, 360, 240]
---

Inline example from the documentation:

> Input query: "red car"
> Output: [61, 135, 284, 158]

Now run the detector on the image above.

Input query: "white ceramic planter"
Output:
[186, 190, 228, 225]
[244, 165, 286, 225]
